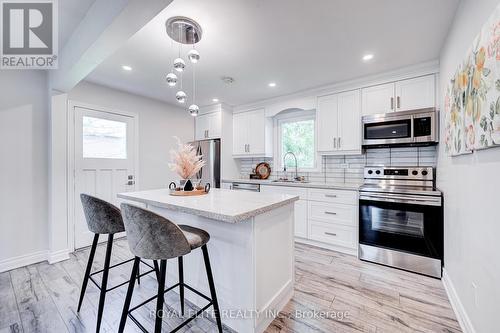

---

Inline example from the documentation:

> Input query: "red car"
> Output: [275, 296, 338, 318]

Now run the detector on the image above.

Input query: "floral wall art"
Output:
[445, 4, 500, 156]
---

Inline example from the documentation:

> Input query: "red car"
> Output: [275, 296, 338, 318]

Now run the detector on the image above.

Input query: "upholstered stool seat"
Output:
[77, 194, 160, 333]
[179, 225, 210, 249]
[119, 203, 223, 333]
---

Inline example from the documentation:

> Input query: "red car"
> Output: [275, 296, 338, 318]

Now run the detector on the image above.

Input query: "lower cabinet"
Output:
[260, 185, 358, 254]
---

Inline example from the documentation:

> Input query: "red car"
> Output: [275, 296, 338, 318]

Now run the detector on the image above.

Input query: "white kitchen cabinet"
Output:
[361, 74, 435, 115]
[361, 82, 395, 115]
[260, 185, 308, 238]
[195, 111, 221, 140]
[221, 182, 232, 190]
[395, 75, 435, 111]
[317, 89, 361, 155]
[232, 108, 272, 157]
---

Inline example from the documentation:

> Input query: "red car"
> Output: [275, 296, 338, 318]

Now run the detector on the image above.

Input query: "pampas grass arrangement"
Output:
[169, 136, 205, 180]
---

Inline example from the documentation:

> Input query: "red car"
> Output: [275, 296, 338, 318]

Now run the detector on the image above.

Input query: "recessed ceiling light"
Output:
[268, 82, 277, 87]
[362, 54, 374, 61]
[122, 65, 132, 71]
[212, 98, 219, 102]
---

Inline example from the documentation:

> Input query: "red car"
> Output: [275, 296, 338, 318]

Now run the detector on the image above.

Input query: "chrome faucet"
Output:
[283, 151, 299, 180]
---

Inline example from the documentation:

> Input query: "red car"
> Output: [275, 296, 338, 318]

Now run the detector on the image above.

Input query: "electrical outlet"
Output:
[471, 282, 478, 308]
[339, 163, 349, 169]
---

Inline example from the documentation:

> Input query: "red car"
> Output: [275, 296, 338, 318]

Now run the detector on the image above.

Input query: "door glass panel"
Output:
[82, 116, 127, 159]
[364, 119, 411, 139]
[370, 206, 424, 237]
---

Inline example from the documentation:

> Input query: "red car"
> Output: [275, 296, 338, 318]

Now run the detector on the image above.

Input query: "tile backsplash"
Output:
[238, 146, 437, 184]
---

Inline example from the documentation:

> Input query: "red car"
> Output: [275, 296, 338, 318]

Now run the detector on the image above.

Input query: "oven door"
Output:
[363, 115, 413, 146]
[359, 192, 443, 259]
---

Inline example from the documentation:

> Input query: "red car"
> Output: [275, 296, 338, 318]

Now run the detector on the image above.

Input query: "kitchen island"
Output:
[117, 188, 299, 333]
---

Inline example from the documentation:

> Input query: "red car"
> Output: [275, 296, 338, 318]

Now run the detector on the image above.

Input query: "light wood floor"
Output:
[0, 239, 461, 333]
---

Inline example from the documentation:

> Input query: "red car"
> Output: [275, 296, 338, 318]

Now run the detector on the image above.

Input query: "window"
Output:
[277, 110, 317, 170]
[83, 116, 127, 159]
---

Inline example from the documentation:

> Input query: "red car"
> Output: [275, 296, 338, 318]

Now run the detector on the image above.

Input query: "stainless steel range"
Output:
[358, 166, 443, 278]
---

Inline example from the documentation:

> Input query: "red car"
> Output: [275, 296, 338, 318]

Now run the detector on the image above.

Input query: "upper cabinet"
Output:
[195, 111, 221, 140]
[232, 108, 272, 157]
[361, 74, 435, 116]
[317, 89, 361, 155]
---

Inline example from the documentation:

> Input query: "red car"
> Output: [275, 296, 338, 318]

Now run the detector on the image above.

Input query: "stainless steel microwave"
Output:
[362, 108, 439, 148]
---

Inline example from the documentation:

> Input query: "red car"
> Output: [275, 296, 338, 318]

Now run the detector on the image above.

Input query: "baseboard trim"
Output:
[47, 249, 70, 264]
[442, 268, 476, 333]
[0, 250, 48, 273]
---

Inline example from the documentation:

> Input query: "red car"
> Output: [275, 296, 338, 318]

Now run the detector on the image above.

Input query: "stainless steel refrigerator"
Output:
[188, 139, 221, 188]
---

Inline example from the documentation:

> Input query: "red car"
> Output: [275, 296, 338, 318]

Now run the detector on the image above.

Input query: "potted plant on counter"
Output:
[169, 137, 205, 191]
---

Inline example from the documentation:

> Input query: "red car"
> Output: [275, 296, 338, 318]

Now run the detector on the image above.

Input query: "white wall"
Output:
[0, 71, 49, 266]
[438, 1, 500, 332]
[68, 81, 194, 190]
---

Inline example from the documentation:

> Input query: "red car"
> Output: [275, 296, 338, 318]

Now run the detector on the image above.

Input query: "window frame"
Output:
[274, 109, 320, 173]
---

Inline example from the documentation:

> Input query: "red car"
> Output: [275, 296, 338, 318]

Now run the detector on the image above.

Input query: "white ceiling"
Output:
[86, 0, 459, 107]
[58, 0, 96, 50]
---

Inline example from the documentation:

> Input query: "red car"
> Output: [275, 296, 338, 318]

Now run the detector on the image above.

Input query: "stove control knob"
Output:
[421, 170, 428, 176]
[375, 170, 381, 175]
[412, 170, 418, 176]
[368, 170, 373, 175]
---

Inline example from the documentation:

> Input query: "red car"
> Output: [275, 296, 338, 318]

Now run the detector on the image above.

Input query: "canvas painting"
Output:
[445, 3, 500, 156]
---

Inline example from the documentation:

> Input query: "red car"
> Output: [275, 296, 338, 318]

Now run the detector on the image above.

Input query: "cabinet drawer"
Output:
[308, 201, 356, 226]
[307, 188, 357, 204]
[309, 221, 357, 249]
[260, 185, 308, 200]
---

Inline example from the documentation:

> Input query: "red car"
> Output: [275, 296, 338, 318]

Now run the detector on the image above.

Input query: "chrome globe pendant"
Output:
[188, 49, 200, 63]
[173, 58, 185, 72]
[188, 104, 199, 116]
[176, 90, 187, 103]
[166, 72, 177, 87]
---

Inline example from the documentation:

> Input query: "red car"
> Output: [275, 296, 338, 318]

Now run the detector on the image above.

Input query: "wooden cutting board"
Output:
[170, 189, 208, 196]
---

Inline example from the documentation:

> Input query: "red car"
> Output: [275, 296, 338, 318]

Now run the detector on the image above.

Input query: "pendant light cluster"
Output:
[165, 16, 203, 116]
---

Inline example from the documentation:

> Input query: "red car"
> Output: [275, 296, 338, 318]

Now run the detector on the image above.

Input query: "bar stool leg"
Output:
[201, 245, 223, 333]
[178, 256, 185, 316]
[118, 256, 140, 333]
[136, 264, 141, 285]
[77, 233, 99, 312]
[96, 234, 114, 333]
[153, 260, 160, 281]
[155, 260, 167, 333]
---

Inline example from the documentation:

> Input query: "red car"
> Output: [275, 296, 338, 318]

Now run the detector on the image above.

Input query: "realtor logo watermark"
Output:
[1, 0, 58, 69]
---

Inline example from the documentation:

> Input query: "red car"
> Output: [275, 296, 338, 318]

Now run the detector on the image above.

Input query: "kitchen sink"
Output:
[271, 179, 309, 184]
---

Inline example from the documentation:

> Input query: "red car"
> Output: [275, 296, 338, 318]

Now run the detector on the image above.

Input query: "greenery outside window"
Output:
[276, 110, 317, 172]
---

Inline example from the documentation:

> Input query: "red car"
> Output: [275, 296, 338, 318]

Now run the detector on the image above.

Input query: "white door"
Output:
[361, 82, 395, 115]
[337, 89, 361, 152]
[317, 94, 339, 152]
[74, 106, 137, 249]
[395, 75, 435, 111]
[247, 109, 266, 154]
[195, 113, 210, 140]
[207, 111, 222, 139]
[232, 112, 248, 155]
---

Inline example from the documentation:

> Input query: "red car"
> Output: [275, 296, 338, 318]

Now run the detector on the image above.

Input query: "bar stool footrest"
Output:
[127, 282, 215, 333]
[89, 259, 156, 292]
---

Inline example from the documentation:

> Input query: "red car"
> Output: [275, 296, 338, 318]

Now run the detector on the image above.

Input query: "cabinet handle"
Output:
[325, 232, 337, 236]
[338, 137, 341, 148]
[390, 97, 394, 110]
[397, 96, 400, 109]
[325, 194, 337, 198]
[206, 130, 209, 138]
[333, 137, 337, 149]
[247, 144, 250, 153]
[325, 211, 337, 215]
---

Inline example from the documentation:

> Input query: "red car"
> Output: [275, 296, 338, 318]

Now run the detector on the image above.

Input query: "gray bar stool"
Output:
[78, 194, 160, 333]
[118, 203, 223, 333]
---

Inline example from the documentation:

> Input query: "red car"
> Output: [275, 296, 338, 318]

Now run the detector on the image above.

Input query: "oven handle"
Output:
[359, 193, 442, 206]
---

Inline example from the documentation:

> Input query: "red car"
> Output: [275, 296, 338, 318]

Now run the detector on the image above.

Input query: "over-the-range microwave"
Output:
[362, 108, 439, 148]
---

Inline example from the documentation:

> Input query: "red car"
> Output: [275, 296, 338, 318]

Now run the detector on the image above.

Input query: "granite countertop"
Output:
[222, 178, 362, 191]
[117, 188, 299, 223]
